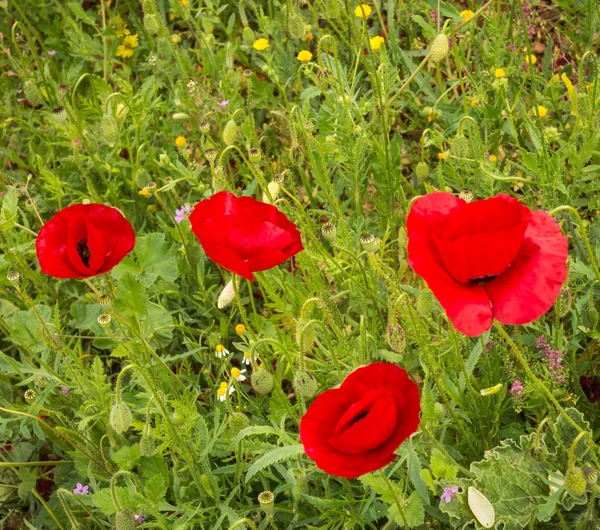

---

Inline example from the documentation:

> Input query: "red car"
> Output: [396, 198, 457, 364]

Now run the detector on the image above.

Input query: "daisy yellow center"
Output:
[494, 68, 506, 79]
[220, 381, 228, 389]
[236, 324, 245, 333]
[217, 387, 227, 396]
[244, 352, 251, 358]
[176, 136, 186, 147]
[232, 368, 241, 378]
[216, 344, 225, 353]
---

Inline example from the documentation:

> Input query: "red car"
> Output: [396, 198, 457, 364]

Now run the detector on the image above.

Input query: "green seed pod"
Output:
[429, 33, 449, 63]
[101, 114, 119, 147]
[199, 121, 210, 134]
[52, 106, 67, 123]
[222, 119, 238, 146]
[415, 161, 429, 181]
[24, 80, 44, 107]
[450, 135, 470, 158]
[296, 319, 316, 352]
[109, 402, 132, 434]
[556, 287, 572, 318]
[386, 322, 406, 353]
[360, 234, 380, 254]
[287, 12, 304, 39]
[251, 368, 274, 395]
[416, 290, 434, 319]
[115, 510, 135, 530]
[228, 411, 250, 435]
[293, 370, 318, 400]
[143, 13, 160, 34]
[242, 26, 256, 45]
[565, 466, 587, 497]
[139, 434, 156, 456]
[248, 147, 262, 163]
[583, 466, 598, 486]
[321, 222, 337, 242]
[258, 491, 275, 514]
[433, 402, 446, 419]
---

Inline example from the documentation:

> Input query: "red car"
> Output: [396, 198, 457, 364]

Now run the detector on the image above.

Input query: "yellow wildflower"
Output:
[534, 105, 548, 118]
[306, 33, 313, 41]
[525, 54, 537, 65]
[172, 33, 182, 44]
[488, 154, 497, 163]
[354, 4, 372, 18]
[297, 50, 313, 62]
[116, 18, 131, 38]
[459, 9, 474, 21]
[169, 13, 180, 21]
[116, 34, 139, 59]
[494, 68, 506, 79]
[370, 35, 385, 50]
[180, 0, 188, 5]
[253, 38, 269, 51]
[175, 136, 186, 147]
[138, 188, 150, 196]
[235, 324, 246, 334]
[437, 152, 447, 160]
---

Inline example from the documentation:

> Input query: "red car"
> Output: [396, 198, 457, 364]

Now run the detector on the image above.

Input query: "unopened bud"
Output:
[251, 368, 274, 395]
[565, 466, 587, 497]
[109, 402, 133, 434]
[222, 119, 238, 146]
[217, 279, 236, 309]
[429, 33, 449, 63]
[52, 106, 67, 123]
[360, 233, 380, 253]
[228, 411, 250, 435]
[249, 147, 261, 163]
[293, 370, 318, 399]
[114, 510, 135, 530]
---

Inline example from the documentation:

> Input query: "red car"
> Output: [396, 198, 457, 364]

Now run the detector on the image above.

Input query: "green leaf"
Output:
[544, 407, 591, 464]
[144, 474, 167, 505]
[430, 448, 458, 480]
[92, 486, 136, 515]
[0, 187, 18, 231]
[111, 444, 141, 471]
[67, 1, 98, 25]
[135, 232, 180, 283]
[114, 273, 149, 316]
[245, 444, 304, 483]
[17, 468, 36, 499]
[10, 305, 53, 353]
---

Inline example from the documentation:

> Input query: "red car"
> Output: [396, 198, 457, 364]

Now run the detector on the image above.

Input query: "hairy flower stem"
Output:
[494, 322, 600, 468]
[550, 205, 600, 283]
[379, 470, 410, 529]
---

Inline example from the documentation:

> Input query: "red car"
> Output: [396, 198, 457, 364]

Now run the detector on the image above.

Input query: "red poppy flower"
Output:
[299, 362, 420, 479]
[36, 204, 135, 279]
[189, 191, 303, 281]
[407, 193, 568, 336]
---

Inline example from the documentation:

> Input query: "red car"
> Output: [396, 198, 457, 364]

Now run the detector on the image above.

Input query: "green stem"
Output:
[379, 469, 410, 529]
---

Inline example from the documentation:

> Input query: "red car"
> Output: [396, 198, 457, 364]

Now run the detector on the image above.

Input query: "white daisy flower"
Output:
[231, 367, 247, 382]
[242, 352, 252, 365]
[217, 382, 235, 401]
[215, 344, 230, 359]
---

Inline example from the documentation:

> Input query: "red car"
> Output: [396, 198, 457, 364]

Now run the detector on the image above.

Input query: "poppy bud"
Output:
[296, 319, 316, 352]
[316, 68, 333, 91]
[258, 491, 275, 514]
[429, 33, 449, 63]
[416, 290, 434, 318]
[292, 474, 309, 501]
[321, 222, 337, 242]
[251, 368, 274, 395]
[262, 179, 282, 204]
[415, 161, 429, 181]
[360, 234, 380, 254]
[212, 166, 227, 193]
[172, 411, 185, 426]
[143, 13, 160, 34]
[576, 93, 590, 118]
[249, 147, 262, 163]
[293, 370, 318, 399]
[587, 305, 599, 328]
[287, 12, 304, 40]
[200, 474, 214, 497]
[242, 26, 256, 45]
[556, 287, 572, 318]
[450, 135, 470, 158]
[303, 121, 314, 131]
[228, 411, 250, 435]
[386, 322, 406, 353]
[109, 402, 133, 434]
[115, 510, 135, 530]
[101, 114, 119, 147]
[52, 106, 67, 123]
[222, 119, 238, 146]
[565, 466, 587, 497]
[324, 0, 341, 19]
[139, 434, 156, 456]
[433, 402, 446, 419]
[172, 112, 190, 120]
[24, 80, 44, 107]
[583, 466, 598, 486]
[199, 121, 210, 134]
[217, 279, 237, 309]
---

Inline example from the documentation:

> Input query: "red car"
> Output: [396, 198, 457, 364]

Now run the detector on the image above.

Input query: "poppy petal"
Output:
[484, 210, 568, 325]
[407, 193, 493, 336]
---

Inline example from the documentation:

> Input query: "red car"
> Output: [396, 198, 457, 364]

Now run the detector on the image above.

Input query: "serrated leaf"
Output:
[245, 444, 304, 483]
[430, 448, 458, 480]
[135, 232, 180, 283]
[0, 188, 18, 231]
[144, 474, 167, 505]
[111, 444, 140, 471]
[17, 468, 36, 499]
[233, 425, 280, 445]
[114, 273, 149, 316]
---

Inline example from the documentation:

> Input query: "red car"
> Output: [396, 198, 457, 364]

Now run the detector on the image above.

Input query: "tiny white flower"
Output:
[215, 344, 230, 359]
[242, 352, 252, 365]
[217, 382, 235, 401]
[231, 367, 247, 382]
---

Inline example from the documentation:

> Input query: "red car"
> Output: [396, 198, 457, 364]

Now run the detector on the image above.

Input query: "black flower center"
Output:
[468, 274, 498, 284]
[348, 409, 369, 427]
[76, 239, 91, 268]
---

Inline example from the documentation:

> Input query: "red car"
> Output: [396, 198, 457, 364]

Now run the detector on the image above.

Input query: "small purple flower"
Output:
[507, 42, 516, 52]
[47, 50, 57, 56]
[441, 486, 459, 503]
[73, 483, 89, 495]
[174, 204, 192, 224]
[527, 24, 536, 40]
[134, 514, 145, 525]
[217, 100, 229, 107]
[485, 338, 493, 352]
[429, 9, 439, 24]
[60, 386, 69, 395]
[510, 379, 524, 398]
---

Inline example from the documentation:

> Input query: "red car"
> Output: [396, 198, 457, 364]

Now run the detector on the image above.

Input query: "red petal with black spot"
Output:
[406, 193, 568, 336]
[36, 204, 136, 279]
[189, 191, 303, 281]
[299, 363, 420, 478]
